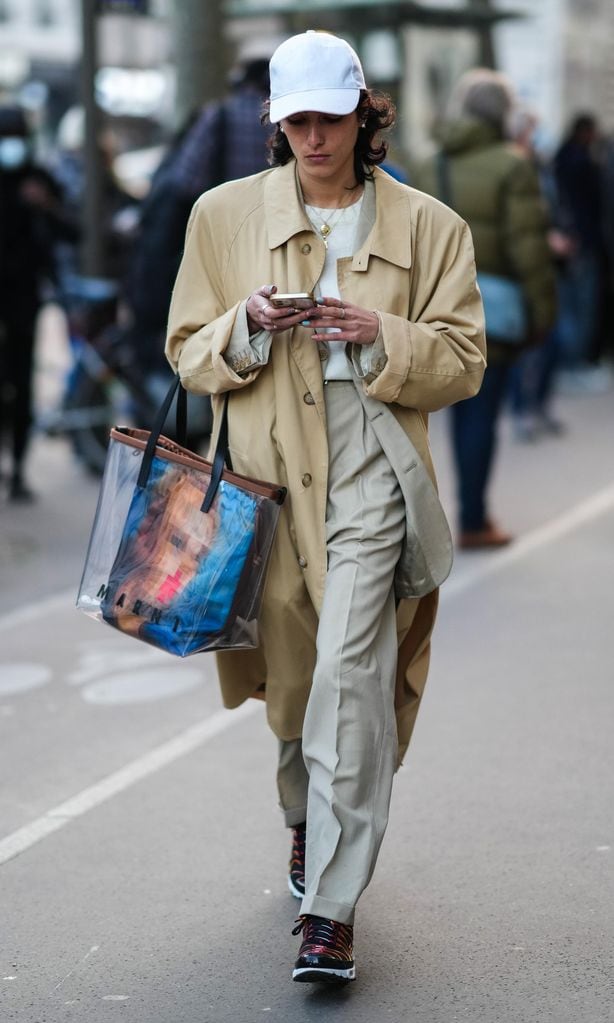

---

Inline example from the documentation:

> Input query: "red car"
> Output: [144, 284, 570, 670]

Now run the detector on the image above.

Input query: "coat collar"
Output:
[263, 160, 412, 270]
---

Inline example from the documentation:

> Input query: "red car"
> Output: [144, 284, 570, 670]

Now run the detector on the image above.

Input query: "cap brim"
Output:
[269, 88, 360, 124]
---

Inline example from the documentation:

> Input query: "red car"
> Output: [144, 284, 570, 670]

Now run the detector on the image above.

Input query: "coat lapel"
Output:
[264, 161, 313, 249]
[352, 168, 413, 272]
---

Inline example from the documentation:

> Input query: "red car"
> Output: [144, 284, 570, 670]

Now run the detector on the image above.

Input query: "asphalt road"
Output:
[1, 324, 613, 1022]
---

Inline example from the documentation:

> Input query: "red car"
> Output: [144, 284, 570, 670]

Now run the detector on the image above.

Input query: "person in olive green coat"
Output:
[414, 68, 556, 548]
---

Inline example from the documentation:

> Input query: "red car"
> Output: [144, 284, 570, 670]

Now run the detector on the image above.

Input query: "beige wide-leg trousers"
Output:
[277, 380, 406, 925]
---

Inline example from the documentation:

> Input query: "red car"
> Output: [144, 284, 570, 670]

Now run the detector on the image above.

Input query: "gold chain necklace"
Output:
[307, 204, 349, 241]
[304, 188, 363, 246]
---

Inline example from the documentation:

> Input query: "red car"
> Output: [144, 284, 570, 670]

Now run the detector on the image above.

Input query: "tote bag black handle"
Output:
[137, 375, 231, 514]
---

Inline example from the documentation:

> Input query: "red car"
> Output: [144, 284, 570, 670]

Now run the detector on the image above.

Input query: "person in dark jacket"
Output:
[506, 104, 575, 440]
[0, 106, 78, 501]
[414, 69, 556, 548]
[553, 114, 605, 369]
[123, 57, 273, 379]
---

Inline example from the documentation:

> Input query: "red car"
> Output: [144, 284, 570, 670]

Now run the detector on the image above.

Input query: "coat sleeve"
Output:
[362, 216, 487, 411]
[165, 197, 265, 395]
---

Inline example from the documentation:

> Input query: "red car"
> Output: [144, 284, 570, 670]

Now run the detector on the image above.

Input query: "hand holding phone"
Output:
[269, 292, 316, 310]
[246, 285, 318, 335]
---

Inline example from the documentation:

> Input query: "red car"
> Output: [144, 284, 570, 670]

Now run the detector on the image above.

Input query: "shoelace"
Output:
[292, 915, 353, 961]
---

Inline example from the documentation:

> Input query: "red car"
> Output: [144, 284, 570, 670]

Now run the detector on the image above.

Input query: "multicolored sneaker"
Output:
[288, 823, 306, 899]
[292, 915, 356, 983]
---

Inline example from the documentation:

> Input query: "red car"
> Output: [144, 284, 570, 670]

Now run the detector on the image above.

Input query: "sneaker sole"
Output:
[293, 965, 356, 983]
[287, 875, 304, 899]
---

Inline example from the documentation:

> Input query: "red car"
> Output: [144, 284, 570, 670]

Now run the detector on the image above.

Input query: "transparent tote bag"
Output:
[77, 376, 287, 656]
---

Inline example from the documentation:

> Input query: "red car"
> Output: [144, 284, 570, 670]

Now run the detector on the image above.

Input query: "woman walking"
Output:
[166, 31, 486, 984]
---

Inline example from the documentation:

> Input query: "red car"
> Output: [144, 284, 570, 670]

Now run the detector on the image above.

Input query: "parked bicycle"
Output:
[39, 275, 212, 476]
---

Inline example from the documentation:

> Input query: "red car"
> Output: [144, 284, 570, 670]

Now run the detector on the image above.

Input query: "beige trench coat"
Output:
[166, 160, 486, 764]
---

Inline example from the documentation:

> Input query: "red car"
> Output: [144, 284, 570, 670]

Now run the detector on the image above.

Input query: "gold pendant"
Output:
[320, 223, 331, 238]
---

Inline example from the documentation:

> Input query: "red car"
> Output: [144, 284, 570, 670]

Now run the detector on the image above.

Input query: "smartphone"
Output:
[269, 292, 316, 309]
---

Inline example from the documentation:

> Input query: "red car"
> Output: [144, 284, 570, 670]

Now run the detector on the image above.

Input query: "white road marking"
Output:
[1, 481, 613, 869]
[0, 664, 52, 695]
[0, 590, 74, 633]
[0, 702, 260, 867]
[52, 945, 100, 992]
[81, 666, 203, 704]
[66, 639, 180, 686]
[441, 481, 614, 602]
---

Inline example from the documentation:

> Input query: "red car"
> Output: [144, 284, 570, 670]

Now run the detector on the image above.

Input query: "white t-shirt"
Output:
[305, 195, 364, 380]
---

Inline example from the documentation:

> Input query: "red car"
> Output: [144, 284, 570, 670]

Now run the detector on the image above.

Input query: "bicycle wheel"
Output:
[64, 369, 130, 476]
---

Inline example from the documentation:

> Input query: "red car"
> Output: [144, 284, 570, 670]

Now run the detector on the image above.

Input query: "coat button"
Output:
[297, 555, 308, 568]
[301, 243, 311, 254]
[301, 473, 312, 487]
[303, 392, 315, 405]
[318, 348, 328, 361]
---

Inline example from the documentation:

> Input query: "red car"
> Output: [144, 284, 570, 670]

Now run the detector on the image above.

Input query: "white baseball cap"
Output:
[269, 31, 366, 124]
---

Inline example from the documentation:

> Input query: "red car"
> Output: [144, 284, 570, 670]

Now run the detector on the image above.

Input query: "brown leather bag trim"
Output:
[110, 427, 286, 503]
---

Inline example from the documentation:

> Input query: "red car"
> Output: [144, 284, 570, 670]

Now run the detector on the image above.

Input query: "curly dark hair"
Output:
[261, 90, 396, 184]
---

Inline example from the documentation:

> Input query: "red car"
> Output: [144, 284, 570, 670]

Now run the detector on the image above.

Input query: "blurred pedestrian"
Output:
[506, 104, 574, 441]
[123, 54, 273, 383]
[553, 114, 609, 384]
[166, 30, 485, 983]
[601, 131, 614, 364]
[414, 69, 556, 548]
[51, 106, 137, 286]
[0, 105, 78, 502]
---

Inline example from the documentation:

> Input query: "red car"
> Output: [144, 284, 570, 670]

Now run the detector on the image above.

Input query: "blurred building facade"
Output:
[0, 0, 613, 160]
[402, 0, 614, 159]
[494, 0, 614, 152]
[0, 0, 170, 134]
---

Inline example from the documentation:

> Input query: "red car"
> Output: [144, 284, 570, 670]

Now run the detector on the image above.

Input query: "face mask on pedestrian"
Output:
[0, 136, 29, 169]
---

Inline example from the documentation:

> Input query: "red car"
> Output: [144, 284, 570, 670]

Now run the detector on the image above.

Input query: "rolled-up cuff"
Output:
[223, 300, 273, 375]
[350, 316, 387, 383]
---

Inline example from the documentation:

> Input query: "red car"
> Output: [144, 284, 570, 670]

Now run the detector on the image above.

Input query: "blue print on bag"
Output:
[101, 454, 257, 655]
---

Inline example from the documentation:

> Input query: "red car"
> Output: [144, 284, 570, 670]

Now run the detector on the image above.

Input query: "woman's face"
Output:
[280, 111, 360, 188]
